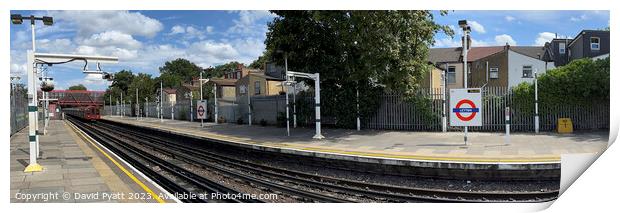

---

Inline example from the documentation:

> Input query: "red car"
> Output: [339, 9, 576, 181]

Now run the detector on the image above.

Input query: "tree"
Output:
[110, 70, 134, 93]
[264, 11, 452, 128]
[68, 84, 87, 90]
[127, 73, 156, 105]
[159, 58, 203, 88]
[513, 57, 610, 107]
[249, 50, 273, 70]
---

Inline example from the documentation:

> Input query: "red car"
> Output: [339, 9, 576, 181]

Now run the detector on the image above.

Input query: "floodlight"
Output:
[42, 16, 53, 26]
[11, 14, 23, 24]
[458, 20, 468, 28]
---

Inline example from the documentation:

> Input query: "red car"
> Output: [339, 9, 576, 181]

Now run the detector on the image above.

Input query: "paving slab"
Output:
[104, 116, 608, 164]
[10, 120, 171, 203]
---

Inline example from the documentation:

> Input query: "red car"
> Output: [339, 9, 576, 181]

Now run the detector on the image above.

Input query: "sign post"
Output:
[197, 100, 207, 127]
[450, 88, 482, 145]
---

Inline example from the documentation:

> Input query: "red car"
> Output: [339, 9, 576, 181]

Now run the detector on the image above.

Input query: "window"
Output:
[590, 37, 600, 50]
[447, 66, 456, 84]
[254, 81, 261, 95]
[559, 42, 566, 54]
[489, 67, 499, 79]
[522, 65, 533, 78]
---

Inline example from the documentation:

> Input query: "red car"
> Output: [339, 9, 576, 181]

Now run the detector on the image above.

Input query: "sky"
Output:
[9, 10, 609, 91]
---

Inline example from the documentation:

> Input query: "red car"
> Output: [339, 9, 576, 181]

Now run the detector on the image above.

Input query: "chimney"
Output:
[555, 33, 558, 39]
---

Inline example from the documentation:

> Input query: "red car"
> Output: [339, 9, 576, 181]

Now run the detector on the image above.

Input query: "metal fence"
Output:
[365, 87, 609, 132]
[103, 86, 609, 132]
[10, 87, 28, 136]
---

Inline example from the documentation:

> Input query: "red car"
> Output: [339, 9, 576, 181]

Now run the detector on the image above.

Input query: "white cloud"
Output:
[81, 31, 142, 49]
[48, 11, 163, 38]
[228, 10, 275, 36]
[535, 32, 556, 46]
[168, 25, 213, 40]
[170, 25, 186, 34]
[495, 34, 516, 46]
[469, 21, 486, 34]
[433, 37, 461, 48]
[189, 40, 239, 60]
[570, 14, 588, 22]
[505, 16, 516, 22]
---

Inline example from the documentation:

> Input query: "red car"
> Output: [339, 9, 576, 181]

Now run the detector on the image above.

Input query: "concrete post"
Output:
[313, 73, 324, 139]
[505, 107, 511, 144]
[356, 87, 360, 131]
[534, 72, 540, 133]
[214, 84, 218, 124]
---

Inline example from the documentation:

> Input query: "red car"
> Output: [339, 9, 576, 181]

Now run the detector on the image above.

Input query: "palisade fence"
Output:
[103, 86, 609, 132]
[365, 87, 609, 132]
[10, 88, 28, 136]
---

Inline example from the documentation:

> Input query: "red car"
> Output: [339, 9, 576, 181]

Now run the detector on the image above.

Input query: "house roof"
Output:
[510, 46, 546, 60]
[211, 78, 237, 86]
[428, 47, 462, 63]
[568, 29, 609, 47]
[428, 46, 505, 63]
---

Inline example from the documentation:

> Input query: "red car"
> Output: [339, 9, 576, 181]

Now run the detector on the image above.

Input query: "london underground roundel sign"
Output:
[450, 89, 482, 126]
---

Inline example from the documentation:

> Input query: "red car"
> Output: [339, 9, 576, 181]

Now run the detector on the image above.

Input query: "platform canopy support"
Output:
[285, 71, 324, 139]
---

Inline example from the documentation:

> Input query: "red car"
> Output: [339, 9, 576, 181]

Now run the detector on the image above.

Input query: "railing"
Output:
[103, 87, 609, 132]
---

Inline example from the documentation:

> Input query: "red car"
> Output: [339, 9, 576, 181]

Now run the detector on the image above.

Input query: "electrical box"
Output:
[557, 118, 573, 134]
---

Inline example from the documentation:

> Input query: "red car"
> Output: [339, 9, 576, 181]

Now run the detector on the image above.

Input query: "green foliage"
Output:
[265, 11, 451, 128]
[159, 58, 203, 88]
[512, 58, 610, 107]
[249, 50, 272, 69]
[68, 84, 87, 90]
[127, 73, 156, 105]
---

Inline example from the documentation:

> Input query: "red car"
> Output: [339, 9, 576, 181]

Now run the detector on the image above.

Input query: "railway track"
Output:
[67, 117, 262, 203]
[89, 118, 558, 202]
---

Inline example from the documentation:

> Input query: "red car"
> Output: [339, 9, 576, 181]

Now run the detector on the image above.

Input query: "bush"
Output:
[237, 117, 243, 125]
[512, 57, 609, 107]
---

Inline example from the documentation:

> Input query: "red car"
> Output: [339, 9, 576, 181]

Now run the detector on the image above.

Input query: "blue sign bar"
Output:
[453, 108, 479, 113]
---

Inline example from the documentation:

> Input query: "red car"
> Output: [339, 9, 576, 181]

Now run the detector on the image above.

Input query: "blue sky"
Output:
[10, 10, 609, 91]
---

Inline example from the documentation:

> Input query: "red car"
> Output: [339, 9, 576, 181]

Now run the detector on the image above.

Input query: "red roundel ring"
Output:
[455, 99, 477, 121]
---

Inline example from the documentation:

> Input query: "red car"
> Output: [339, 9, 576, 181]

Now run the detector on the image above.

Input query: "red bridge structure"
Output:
[41, 90, 105, 119]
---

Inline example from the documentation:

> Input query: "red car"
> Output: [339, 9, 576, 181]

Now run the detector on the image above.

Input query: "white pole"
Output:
[313, 73, 324, 139]
[200, 73, 204, 127]
[109, 94, 112, 116]
[136, 88, 139, 120]
[505, 107, 511, 144]
[190, 92, 193, 122]
[120, 92, 123, 117]
[248, 85, 252, 126]
[160, 81, 163, 122]
[284, 53, 290, 136]
[442, 63, 447, 133]
[535, 72, 540, 133]
[293, 82, 297, 128]
[24, 50, 42, 172]
[43, 91, 48, 135]
[145, 97, 149, 118]
[214, 84, 218, 124]
[463, 28, 469, 146]
[356, 87, 360, 131]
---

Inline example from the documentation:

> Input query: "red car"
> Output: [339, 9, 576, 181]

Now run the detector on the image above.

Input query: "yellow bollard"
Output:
[557, 118, 573, 134]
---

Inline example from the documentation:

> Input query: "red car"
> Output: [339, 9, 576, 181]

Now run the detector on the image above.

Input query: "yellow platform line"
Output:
[66, 121, 166, 203]
[110, 118, 561, 163]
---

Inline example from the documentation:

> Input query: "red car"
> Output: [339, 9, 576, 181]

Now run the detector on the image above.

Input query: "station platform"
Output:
[10, 120, 174, 203]
[103, 116, 608, 166]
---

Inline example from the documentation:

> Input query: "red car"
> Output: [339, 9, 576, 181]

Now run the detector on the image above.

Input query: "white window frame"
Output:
[522, 65, 533, 78]
[447, 66, 456, 84]
[590, 37, 600, 50]
[489, 67, 499, 79]
[559, 42, 566, 54]
[254, 81, 261, 95]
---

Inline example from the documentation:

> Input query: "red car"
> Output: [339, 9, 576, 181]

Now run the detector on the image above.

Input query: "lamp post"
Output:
[11, 14, 53, 172]
[459, 19, 471, 145]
